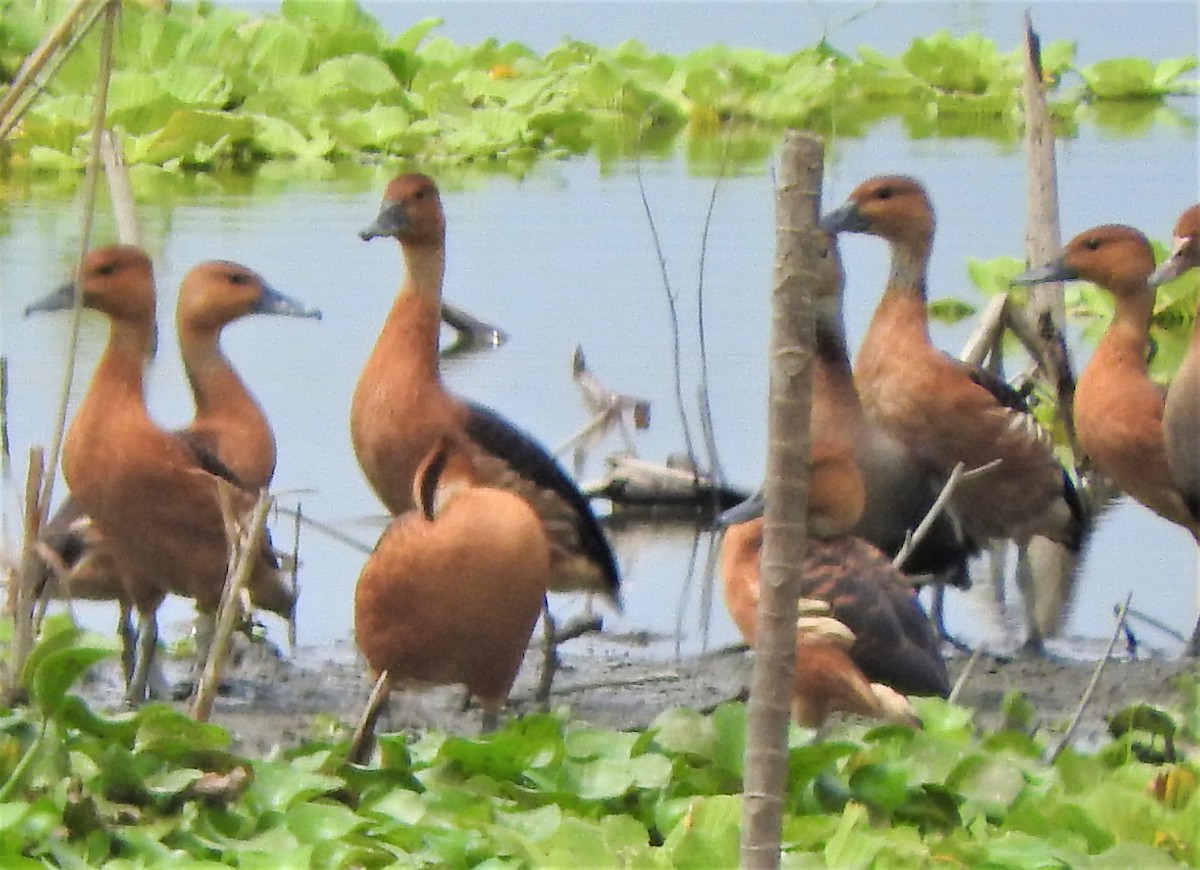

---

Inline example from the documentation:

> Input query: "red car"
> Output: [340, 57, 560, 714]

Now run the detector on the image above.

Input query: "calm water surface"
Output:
[1, 2, 1198, 661]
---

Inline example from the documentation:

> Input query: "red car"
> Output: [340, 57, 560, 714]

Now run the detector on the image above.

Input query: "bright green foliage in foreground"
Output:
[2, 616, 1200, 867]
[0, 0, 1195, 175]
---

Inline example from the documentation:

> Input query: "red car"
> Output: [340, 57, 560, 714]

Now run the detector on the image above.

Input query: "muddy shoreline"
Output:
[74, 632, 1196, 758]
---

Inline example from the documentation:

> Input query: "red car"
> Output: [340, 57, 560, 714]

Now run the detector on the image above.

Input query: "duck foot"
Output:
[535, 601, 559, 708]
[552, 614, 603, 646]
[170, 679, 234, 702]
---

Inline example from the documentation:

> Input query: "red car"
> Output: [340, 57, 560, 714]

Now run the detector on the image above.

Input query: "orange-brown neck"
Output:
[1094, 289, 1154, 374]
[886, 240, 930, 300]
[64, 319, 153, 487]
[377, 242, 446, 386]
[179, 323, 275, 488]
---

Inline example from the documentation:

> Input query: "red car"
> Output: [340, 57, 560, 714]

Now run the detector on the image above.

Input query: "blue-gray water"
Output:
[1, 1, 1198, 659]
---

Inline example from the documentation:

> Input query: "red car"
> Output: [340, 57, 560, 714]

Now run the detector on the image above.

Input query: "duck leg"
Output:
[125, 609, 159, 706]
[536, 596, 559, 706]
[348, 671, 392, 765]
[173, 611, 217, 701]
[117, 603, 136, 688]
[480, 704, 500, 733]
[1187, 618, 1200, 657]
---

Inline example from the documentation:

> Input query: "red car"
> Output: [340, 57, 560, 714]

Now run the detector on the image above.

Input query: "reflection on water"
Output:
[2, 3, 1199, 663]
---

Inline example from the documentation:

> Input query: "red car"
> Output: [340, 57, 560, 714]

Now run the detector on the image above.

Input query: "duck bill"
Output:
[1011, 258, 1077, 286]
[1148, 237, 1190, 287]
[255, 285, 322, 320]
[717, 490, 764, 527]
[359, 202, 409, 241]
[24, 281, 77, 316]
[819, 202, 868, 234]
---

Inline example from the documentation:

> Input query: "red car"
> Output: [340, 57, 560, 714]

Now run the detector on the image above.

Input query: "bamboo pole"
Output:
[740, 130, 822, 869]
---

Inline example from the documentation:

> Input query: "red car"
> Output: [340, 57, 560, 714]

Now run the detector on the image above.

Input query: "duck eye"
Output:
[876, 187, 893, 200]
[227, 272, 248, 285]
[413, 188, 427, 200]
[1083, 238, 1102, 251]
[95, 264, 116, 276]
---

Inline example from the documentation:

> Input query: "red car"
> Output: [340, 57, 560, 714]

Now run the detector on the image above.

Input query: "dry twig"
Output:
[1050, 592, 1132, 762]
[190, 487, 273, 722]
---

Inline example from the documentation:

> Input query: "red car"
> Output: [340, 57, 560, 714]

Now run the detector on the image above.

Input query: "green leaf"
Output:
[649, 707, 718, 760]
[927, 297, 976, 324]
[823, 802, 884, 870]
[143, 768, 204, 800]
[849, 763, 910, 812]
[246, 760, 344, 813]
[285, 800, 366, 843]
[659, 795, 741, 869]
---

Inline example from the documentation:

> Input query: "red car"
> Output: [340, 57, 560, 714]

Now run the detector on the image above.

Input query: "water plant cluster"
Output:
[0, 0, 1195, 176]
[0, 616, 1198, 867]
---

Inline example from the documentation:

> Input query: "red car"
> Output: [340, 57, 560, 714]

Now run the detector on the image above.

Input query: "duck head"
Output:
[820, 175, 935, 249]
[1149, 204, 1200, 288]
[359, 173, 446, 248]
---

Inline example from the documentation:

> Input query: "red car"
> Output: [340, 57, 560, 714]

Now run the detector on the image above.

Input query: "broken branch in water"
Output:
[583, 454, 748, 511]
[441, 301, 506, 353]
[556, 347, 650, 457]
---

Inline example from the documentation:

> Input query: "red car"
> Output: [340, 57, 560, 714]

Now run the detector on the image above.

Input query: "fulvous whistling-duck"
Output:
[1015, 225, 1195, 536]
[719, 512, 946, 727]
[173, 259, 321, 491]
[1153, 206, 1200, 520]
[351, 173, 620, 695]
[29, 260, 317, 691]
[1016, 224, 1200, 650]
[812, 233, 975, 578]
[821, 175, 1084, 552]
[50, 246, 296, 703]
[350, 433, 550, 760]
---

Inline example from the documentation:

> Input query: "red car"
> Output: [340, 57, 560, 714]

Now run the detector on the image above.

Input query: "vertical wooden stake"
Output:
[740, 130, 823, 869]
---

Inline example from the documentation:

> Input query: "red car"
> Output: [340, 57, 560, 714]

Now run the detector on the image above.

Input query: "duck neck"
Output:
[179, 325, 260, 423]
[1099, 288, 1155, 372]
[886, 238, 931, 303]
[378, 241, 446, 383]
[862, 238, 933, 350]
[813, 314, 865, 443]
[89, 319, 152, 409]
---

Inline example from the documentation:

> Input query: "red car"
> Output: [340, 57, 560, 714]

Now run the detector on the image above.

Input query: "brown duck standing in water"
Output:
[35, 249, 305, 703]
[350, 173, 620, 700]
[1016, 222, 1200, 652]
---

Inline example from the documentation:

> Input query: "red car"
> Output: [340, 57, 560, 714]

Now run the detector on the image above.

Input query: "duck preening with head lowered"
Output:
[718, 500, 949, 728]
[349, 433, 550, 761]
[351, 173, 620, 701]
